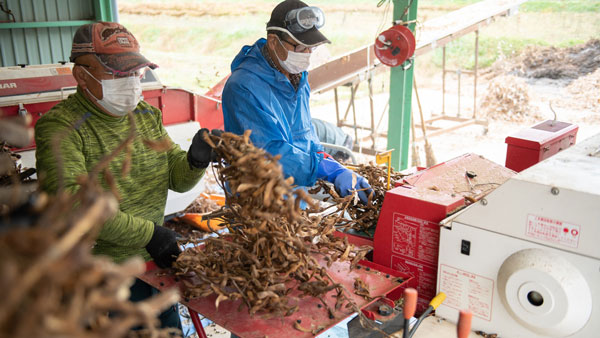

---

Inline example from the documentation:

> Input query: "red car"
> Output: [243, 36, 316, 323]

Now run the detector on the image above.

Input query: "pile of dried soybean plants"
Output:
[0, 114, 179, 338]
[310, 163, 404, 232]
[173, 131, 373, 329]
[479, 75, 541, 122]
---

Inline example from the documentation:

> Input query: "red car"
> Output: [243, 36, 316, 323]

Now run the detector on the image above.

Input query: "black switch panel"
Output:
[461, 240, 471, 256]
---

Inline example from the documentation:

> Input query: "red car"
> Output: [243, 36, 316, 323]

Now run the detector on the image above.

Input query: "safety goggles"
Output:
[284, 6, 325, 34]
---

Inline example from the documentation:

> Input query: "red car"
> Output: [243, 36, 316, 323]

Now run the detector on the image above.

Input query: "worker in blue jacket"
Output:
[222, 0, 372, 204]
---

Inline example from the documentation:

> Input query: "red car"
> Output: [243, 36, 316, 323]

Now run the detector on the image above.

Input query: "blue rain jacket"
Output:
[222, 38, 324, 187]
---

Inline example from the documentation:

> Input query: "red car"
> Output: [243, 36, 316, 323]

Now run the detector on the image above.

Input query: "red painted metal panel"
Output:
[2, 87, 225, 151]
[0, 66, 75, 97]
[195, 95, 223, 130]
[0, 101, 61, 150]
[204, 74, 229, 99]
[505, 120, 578, 172]
[141, 257, 410, 338]
[372, 154, 514, 313]
[1, 66, 227, 152]
[333, 229, 374, 248]
[373, 186, 460, 313]
[194, 74, 228, 130]
[0, 75, 76, 97]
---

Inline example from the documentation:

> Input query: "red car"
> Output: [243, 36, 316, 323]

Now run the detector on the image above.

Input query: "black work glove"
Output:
[187, 128, 224, 169]
[145, 224, 181, 269]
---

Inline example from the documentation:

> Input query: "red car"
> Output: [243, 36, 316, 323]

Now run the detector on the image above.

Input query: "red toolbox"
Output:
[505, 120, 578, 172]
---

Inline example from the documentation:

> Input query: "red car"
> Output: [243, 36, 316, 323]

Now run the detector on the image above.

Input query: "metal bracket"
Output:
[401, 57, 414, 71]
[18, 103, 28, 117]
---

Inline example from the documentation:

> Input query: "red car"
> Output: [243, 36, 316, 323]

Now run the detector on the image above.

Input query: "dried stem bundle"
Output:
[174, 131, 371, 321]
[310, 163, 404, 232]
[183, 195, 221, 214]
[0, 112, 180, 338]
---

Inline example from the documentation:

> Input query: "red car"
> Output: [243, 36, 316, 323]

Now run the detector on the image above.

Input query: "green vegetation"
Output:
[522, 0, 600, 13]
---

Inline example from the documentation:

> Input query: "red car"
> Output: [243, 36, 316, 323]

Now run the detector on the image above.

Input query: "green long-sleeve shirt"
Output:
[35, 89, 205, 263]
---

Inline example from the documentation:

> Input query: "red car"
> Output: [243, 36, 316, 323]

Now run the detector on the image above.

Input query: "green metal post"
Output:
[387, 0, 418, 170]
[93, 0, 116, 22]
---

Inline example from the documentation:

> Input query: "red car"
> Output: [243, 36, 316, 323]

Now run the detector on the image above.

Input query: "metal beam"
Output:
[0, 20, 94, 29]
[93, 0, 115, 22]
[387, 0, 418, 170]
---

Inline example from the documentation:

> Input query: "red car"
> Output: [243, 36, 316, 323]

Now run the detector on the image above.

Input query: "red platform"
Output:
[372, 154, 515, 313]
[505, 119, 578, 172]
[0, 64, 226, 150]
[140, 257, 410, 338]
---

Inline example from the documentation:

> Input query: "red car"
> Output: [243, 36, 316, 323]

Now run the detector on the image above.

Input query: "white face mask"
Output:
[82, 68, 142, 117]
[276, 38, 311, 74]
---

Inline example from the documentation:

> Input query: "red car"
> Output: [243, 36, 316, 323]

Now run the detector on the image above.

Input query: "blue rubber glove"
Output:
[317, 156, 373, 204]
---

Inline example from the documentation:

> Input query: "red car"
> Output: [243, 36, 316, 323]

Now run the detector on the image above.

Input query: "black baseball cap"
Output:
[266, 0, 331, 47]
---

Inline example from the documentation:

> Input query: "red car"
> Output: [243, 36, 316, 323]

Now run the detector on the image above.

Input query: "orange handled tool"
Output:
[457, 309, 473, 338]
[200, 192, 226, 206]
[176, 213, 225, 232]
[403, 288, 418, 338]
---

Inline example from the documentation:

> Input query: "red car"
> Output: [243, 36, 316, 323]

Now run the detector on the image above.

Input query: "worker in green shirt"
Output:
[34, 21, 219, 331]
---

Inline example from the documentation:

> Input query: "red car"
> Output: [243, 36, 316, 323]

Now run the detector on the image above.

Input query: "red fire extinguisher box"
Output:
[505, 120, 578, 172]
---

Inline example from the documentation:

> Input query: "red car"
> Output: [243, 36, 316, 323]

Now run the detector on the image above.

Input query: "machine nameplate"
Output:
[526, 214, 580, 248]
[0, 82, 16, 89]
[439, 264, 494, 321]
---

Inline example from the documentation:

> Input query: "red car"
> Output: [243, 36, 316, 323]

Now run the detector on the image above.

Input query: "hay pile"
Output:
[566, 68, 600, 112]
[491, 39, 600, 80]
[480, 75, 540, 122]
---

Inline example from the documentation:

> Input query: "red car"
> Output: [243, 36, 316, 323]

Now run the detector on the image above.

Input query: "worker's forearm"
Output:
[98, 209, 155, 248]
[168, 149, 205, 192]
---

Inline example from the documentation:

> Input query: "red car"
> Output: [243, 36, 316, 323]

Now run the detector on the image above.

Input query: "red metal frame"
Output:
[0, 67, 75, 96]
[333, 228, 374, 247]
[188, 308, 208, 338]
[142, 257, 410, 338]
[372, 154, 515, 313]
[0, 66, 227, 151]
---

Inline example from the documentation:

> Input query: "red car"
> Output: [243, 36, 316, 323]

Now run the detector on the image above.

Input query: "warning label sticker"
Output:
[439, 265, 494, 321]
[525, 214, 580, 248]
[391, 255, 437, 312]
[391, 212, 439, 265]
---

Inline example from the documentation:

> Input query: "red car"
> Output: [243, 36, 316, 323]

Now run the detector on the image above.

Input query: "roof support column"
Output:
[93, 0, 116, 22]
[387, 0, 418, 170]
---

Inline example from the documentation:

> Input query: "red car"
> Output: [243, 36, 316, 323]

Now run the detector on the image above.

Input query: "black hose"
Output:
[408, 306, 434, 338]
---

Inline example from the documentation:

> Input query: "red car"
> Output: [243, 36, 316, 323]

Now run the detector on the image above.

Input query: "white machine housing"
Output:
[436, 133, 600, 337]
